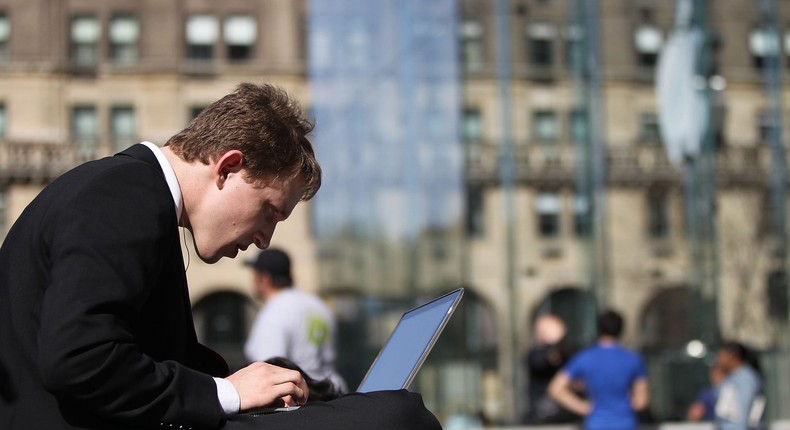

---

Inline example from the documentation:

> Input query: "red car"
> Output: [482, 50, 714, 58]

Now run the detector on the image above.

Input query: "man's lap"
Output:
[224, 390, 442, 430]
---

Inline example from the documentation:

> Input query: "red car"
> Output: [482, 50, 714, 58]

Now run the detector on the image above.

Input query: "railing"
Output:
[0, 140, 117, 184]
[466, 141, 577, 186]
[465, 140, 784, 187]
[0, 139, 784, 188]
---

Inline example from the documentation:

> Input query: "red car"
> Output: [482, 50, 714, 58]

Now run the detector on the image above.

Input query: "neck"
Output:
[262, 285, 285, 302]
[598, 335, 618, 345]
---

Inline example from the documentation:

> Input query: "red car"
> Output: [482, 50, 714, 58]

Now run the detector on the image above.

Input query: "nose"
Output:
[252, 223, 278, 249]
[252, 234, 269, 250]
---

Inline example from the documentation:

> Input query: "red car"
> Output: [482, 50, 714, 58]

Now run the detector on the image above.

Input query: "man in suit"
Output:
[0, 83, 441, 430]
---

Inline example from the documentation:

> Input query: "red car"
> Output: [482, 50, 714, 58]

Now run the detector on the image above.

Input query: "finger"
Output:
[271, 381, 306, 405]
[285, 382, 307, 405]
[271, 369, 307, 396]
[267, 366, 303, 385]
[297, 378, 309, 404]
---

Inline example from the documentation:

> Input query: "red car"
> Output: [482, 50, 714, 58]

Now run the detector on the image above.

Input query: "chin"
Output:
[190, 235, 225, 264]
[192, 244, 223, 264]
[200, 254, 222, 264]
[193, 249, 221, 264]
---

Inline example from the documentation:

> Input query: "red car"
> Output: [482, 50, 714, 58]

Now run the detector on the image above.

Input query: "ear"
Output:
[214, 150, 244, 188]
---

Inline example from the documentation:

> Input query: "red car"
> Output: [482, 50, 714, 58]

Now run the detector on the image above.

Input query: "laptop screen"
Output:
[356, 288, 464, 393]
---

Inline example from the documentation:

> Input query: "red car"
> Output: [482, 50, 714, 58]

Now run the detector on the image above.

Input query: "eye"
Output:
[272, 207, 285, 221]
[266, 204, 283, 221]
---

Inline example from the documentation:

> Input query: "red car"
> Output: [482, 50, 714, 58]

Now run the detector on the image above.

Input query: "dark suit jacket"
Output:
[0, 144, 228, 429]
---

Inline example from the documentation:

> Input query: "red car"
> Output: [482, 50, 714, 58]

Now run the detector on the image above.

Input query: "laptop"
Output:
[356, 287, 464, 392]
[246, 287, 464, 414]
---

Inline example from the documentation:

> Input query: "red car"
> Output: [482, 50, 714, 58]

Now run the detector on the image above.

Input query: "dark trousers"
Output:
[224, 390, 443, 430]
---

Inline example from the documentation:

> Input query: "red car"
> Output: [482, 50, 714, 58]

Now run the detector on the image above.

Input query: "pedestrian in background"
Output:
[549, 309, 650, 430]
[523, 314, 578, 424]
[244, 248, 347, 393]
[714, 341, 764, 430]
[687, 364, 726, 422]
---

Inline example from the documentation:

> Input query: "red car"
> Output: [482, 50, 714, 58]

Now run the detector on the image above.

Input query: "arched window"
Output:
[532, 287, 597, 350]
[192, 291, 257, 372]
[640, 285, 717, 353]
[420, 288, 498, 419]
[639, 286, 719, 421]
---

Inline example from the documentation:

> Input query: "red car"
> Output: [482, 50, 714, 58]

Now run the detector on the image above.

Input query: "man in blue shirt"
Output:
[548, 309, 650, 430]
[687, 364, 725, 421]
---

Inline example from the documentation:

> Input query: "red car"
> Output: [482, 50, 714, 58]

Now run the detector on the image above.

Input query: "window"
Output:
[527, 23, 556, 68]
[190, 105, 207, 121]
[569, 108, 588, 143]
[463, 108, 483, 164]
[311, 25, 332, 72]
[536, 192, 561, 237]
[639, 112, 661, 143]
[70, 15, 100, 67]
[192, 291, 256, 371]
[647, 187, 670, 239]
[224, 15, 257, 61]
[71, 105, 98, 158]
[750, 27, 780, 69]
[564, 25, 582, 70]
[462, 108, 483, 141]
[784, 30, 790, 68]
[109, 15, 140, 64]
[110, 105, 136, 151]
[759, 188, 777, 238]
[767, 270, 788, 320]
[186, 14, 218, 60]
[0, 103, 6, 139]
[758, 110, 779, 144]
[533, 110, 558, 142]
[465, 187, 484, 237]
[347, 21, 367, 70]
[573, 193, 589, 237]
[460, 20, 484, 73]
[0, 12, 9, 61]
[634, 24, 663, 67]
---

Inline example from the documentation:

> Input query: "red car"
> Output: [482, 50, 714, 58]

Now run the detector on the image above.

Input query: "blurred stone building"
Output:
[0, 0, 788, 424]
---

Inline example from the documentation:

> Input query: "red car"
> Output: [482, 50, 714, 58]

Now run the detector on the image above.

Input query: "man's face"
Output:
[190, 172, 305, 264]
[251, 271, 270, 299]
[716, 349, 737, 373]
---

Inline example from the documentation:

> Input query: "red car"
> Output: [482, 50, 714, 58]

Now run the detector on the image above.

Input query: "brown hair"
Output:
[166, 83, 321, 200]
[264, 356, 342, 402]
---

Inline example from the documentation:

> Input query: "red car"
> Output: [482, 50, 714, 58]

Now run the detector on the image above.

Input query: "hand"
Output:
[226, 361, 309, 411]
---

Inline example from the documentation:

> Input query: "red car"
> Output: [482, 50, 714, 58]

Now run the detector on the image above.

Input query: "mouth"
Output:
[229, 243, 249, 258]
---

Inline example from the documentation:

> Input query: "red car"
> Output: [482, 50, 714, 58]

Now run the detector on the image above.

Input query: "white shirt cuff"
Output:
[213, 377, 241, 415]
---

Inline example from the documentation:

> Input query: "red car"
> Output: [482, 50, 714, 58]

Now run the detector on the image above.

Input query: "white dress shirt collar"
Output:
[139, 141, 183, 222]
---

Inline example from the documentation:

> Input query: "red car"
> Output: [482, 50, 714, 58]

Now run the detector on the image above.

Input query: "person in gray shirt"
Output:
[714, 342, 764, 430]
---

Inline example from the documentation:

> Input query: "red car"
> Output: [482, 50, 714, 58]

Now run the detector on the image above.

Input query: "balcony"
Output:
[0, 139, 784, 189]
[0, 140, 117, 185]
[466, 140, 577, 187]
[465, 140, 786, 188]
